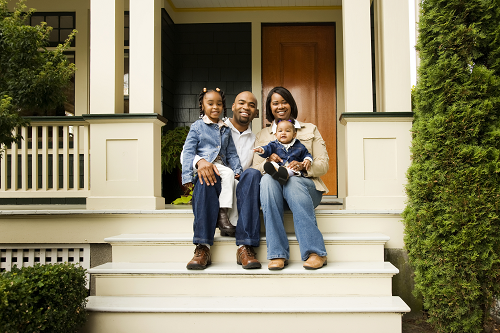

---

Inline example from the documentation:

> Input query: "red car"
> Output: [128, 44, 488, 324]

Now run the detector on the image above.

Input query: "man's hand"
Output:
[267, 153, 283, 163]
[235, 173, 240, 180]
[196, 159, 220, 186]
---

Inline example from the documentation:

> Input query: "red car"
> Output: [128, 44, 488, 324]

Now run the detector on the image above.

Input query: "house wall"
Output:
[163, 2, 347, 198]
[173, 22, 252, 128]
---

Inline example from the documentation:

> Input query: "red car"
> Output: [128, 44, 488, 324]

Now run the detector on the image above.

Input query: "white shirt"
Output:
[190, 118, 256, 171]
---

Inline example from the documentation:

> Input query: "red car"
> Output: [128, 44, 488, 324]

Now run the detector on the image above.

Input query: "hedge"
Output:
[0, 263, 88, 333]
[403, 0, 500, 332]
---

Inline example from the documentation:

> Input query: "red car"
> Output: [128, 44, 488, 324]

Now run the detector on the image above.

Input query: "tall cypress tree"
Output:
[403, 0, 500, 332]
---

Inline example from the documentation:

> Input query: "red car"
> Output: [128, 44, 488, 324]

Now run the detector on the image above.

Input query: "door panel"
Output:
[262, 25, 337, 195]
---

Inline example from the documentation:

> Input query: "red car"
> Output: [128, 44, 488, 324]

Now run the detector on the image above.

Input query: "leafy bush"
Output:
[161, 126, 190, 173]
[403, 1, 500, 332]
[0, 263, 88, 333]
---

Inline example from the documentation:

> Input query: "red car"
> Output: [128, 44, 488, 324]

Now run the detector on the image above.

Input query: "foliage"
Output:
[0, 263, 88, 333]
[161, 126, 190, 174]
[403, 0, 500, 332]
[0, 96, 28, 154]
[0, 0, 76, 149]
[172, 186, 193, 205]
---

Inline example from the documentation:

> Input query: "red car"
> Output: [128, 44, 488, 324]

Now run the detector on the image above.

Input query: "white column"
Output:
[375, 0, 412, 112]
[89, 0, 124, 114]
[342, 0, 373, 112]
[129, 0, 162, 114]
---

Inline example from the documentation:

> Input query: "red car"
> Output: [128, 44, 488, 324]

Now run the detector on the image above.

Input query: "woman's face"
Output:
[270, 93, 291, 121]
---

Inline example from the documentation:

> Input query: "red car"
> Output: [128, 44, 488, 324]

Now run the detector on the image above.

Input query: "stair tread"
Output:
[105, 232, 390, 243]
[89, 261, 399, 275]
[86, 295, 410, 313]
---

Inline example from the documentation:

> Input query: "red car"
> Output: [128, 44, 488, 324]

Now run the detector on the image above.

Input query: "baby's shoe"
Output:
[264, 161, 289, 185]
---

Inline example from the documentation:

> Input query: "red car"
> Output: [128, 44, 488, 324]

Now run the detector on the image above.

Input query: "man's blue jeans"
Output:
[235, 168, 262, 247]
[260, 174, 327, 261]
[192, 175, 221, 245]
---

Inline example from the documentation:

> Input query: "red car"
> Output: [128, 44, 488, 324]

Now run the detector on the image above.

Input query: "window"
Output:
[29, 12, 76, 47]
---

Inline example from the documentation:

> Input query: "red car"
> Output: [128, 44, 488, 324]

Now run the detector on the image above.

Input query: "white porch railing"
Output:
[0, 117, 90, 198]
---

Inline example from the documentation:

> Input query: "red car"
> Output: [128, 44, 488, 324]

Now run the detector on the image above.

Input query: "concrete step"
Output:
[106, 232, 390, 263]
[0, 206, 404, 249]
[89, 261, 398, 297]
[82, 295, 410, 333]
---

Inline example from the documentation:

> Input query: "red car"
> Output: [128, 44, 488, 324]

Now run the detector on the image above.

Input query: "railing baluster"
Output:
[62, 126, 69, 191]
[21, 127, 28, 191]
[31, 126, 38, 190]
[83, 125, 90, 191]
[41, 126, 48, 191]
[11, 128, 18, 190]
[73, 125, 80, 190]
[1, 117, 90, 198]
[53, 126, 59, 190]
[1, 145, 6, 191]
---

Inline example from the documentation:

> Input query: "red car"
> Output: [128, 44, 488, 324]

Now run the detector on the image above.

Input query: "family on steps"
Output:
[181, 86, 330, 271]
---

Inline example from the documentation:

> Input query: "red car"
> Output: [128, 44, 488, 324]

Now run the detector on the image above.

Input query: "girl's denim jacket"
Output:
[181, 118, 243, 185]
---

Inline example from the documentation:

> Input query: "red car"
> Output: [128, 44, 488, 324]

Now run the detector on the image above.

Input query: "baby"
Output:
[253, 119, 312, 185]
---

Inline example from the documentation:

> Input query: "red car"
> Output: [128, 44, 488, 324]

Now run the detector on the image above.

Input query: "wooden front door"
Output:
[262, 24, 337, 195]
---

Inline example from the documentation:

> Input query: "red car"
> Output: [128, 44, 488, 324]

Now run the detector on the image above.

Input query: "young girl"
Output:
[182, 88, 243, 270]
[253, 119, 312, 185]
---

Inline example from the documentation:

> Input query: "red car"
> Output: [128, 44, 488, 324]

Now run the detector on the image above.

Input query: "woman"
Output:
[253, 86, 329, 270]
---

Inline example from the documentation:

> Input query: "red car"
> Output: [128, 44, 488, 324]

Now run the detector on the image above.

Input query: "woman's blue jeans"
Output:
[260, 174, 327, 261]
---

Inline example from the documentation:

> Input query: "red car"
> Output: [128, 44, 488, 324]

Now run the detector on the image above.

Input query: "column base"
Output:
[344, 196, 406, 211]
[87, 196, 165, 210]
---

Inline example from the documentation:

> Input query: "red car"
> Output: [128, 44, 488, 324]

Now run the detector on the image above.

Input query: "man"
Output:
[187, 91, 263, 270]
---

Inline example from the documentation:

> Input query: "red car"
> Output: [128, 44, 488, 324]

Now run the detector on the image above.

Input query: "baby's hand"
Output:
[235, 174, 240, 180]
[302, 160, 311, 171]
[253, 147, 264, 154]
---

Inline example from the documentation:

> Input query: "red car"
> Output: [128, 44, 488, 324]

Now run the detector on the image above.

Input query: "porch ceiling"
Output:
[169, 0, 342, 9]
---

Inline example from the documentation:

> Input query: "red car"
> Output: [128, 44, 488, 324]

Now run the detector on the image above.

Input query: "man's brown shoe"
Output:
[237, 245, 261, 269]
[186, 245, 211, 270]
[268, 258, 288, 270]
[217, 208, 236, 237]
[303, 253, 327, 270]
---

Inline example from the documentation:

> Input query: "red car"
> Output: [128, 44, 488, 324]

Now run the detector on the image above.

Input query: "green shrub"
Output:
[0, 263, 88, 333]
[161, 126, 190, 174]
[403, 1, 500, 332]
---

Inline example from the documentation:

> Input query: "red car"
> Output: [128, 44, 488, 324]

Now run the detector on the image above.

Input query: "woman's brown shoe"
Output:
[268, 258, 288, 270]
[303, 253, 327, 270]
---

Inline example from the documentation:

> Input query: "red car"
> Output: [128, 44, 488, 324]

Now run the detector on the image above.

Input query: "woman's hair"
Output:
[265, 86, 298, 123]
[198, 88, 227, 119]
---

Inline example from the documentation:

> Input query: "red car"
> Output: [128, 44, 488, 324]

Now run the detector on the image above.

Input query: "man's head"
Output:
[231, 91, 258, 129]
[275, 119, 296, 144]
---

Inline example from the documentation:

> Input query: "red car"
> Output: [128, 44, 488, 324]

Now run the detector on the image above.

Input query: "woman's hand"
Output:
[288, 160, 304, 172]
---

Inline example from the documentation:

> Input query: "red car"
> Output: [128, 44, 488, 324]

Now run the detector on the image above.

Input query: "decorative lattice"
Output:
[0, 244, 90, 286]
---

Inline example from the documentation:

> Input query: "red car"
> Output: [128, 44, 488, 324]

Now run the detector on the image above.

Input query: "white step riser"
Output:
[82, 312, 403, 333]
[111, 242, 385, 263]
[94, 275, 394, 297]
